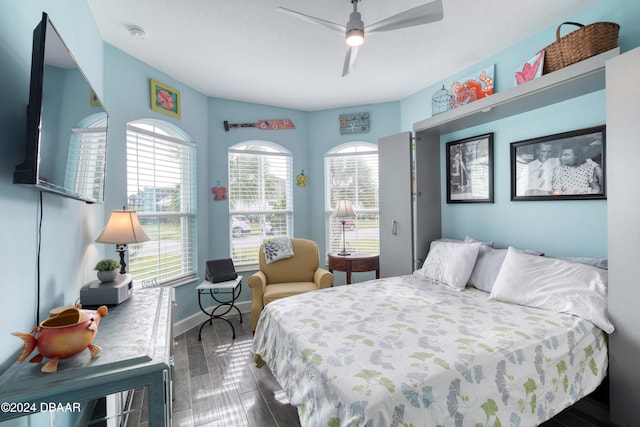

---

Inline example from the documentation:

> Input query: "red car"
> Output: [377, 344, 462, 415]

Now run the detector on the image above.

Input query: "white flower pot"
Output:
[97, 269, 118, 283]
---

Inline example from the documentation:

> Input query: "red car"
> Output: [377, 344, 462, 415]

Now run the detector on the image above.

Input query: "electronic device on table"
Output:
[81, 274, 133, 306]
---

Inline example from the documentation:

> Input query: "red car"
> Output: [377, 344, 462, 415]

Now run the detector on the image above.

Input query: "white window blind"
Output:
[64, 116, 107, 202]
[325, 143, 379, 255]
[126, 121, 197, 286]
[229, 142, 292, 267]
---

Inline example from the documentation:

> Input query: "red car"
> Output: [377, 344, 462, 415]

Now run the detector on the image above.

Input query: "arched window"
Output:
[126, 119, 197, 286]
[325, 142, 379, 255]
[228, 141, 293, 267]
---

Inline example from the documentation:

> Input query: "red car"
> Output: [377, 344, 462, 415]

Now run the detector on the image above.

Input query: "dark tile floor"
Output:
[126, 313, 611, 426]
[128, 314, 300, 427]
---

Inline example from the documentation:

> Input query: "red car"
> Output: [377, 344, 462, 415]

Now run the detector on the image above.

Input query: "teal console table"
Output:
[0, 286, 174, 426]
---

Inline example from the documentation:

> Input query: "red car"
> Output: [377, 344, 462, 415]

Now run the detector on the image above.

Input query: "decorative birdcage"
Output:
[431, 85, 453, 116]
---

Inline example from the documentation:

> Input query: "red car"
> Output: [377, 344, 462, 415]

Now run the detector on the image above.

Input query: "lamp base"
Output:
[337, 251, 351, 256]
[115, 245, 127, 274]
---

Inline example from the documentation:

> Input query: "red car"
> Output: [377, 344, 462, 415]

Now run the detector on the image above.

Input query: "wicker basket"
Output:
[543, 21, 619, 74]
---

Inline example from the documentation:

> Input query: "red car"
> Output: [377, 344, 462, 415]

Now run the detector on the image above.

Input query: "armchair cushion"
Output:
[263, 282, 321, 305]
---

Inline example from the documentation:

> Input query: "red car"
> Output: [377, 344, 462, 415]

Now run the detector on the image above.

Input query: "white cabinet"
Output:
[378, 131, 441, 277]
[378, 132, 414, 277]
[606, 46, 640, 427]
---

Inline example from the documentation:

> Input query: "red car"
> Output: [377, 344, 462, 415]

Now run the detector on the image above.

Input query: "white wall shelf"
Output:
[414, 48, 620, 135]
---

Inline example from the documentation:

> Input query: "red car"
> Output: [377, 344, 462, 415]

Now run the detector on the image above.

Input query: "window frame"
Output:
[126, 120, 197, 287]
[228, 141, 293, 269]
[324, 142, 380, 256]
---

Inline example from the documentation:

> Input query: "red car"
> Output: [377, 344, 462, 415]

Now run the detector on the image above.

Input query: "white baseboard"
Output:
[173, 300, 252, 336]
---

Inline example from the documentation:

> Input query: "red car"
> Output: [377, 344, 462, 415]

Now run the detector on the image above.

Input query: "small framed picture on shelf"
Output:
[510, 125, 606, 201]
[446, 133, 494, 203]
[515, 51, 545, 86]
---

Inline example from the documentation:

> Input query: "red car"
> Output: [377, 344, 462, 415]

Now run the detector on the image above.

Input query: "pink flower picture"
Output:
[150, 79, 181, 118]
[156, 89, 175, 110]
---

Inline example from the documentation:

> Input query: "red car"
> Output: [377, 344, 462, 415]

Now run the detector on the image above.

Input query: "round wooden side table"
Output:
[328, 253, 380, 284]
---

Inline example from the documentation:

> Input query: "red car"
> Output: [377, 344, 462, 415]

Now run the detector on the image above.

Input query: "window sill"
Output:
[235, 264, 258, 273]
[162, 275, 198, 288]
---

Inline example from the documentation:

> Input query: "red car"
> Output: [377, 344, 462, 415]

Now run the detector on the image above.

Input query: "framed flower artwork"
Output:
[150, 78, 181, 118]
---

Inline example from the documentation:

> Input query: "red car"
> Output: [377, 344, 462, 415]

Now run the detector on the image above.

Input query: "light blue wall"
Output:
[101, 44, 210, 324]
[307, 102, 400, 285]
[401, 0, 640, 258]
[203, 99, 400, 295]
[202, 98, 311, 313]
[0, 0, 106, 379]
[0, 2, 106, 426]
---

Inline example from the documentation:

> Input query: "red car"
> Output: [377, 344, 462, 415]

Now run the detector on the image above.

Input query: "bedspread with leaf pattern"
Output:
[252, 275, 607, 427]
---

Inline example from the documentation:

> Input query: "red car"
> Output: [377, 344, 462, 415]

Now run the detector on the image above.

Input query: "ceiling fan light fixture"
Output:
[345, 7, 364, 47]
[346, 28, 364, 46]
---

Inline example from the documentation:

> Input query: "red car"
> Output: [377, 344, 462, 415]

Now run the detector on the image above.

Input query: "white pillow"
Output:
[469, 246, 544, 292]
[550, 256, 608, 270]
[418, 241, 481, 290]
[489, 247, 614, 333]
[464, 235, 494, 247]
[263, 237, 294, 264]
[468, 246, 507, 292]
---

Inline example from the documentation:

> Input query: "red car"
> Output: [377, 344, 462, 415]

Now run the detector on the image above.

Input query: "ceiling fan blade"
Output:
[366, 0, 443, 33]
[276, 7, 345, 33]
[342, 47, 359, 77]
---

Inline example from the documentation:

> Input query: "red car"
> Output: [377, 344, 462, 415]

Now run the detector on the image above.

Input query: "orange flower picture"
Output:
[150, 78, 181, 118]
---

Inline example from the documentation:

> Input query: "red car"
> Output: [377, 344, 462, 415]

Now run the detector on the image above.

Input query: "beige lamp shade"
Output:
[95, 210, 150, 244]
[333, 199, 356, 218]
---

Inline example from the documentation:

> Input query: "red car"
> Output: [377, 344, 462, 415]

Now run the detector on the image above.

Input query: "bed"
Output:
[252, 242, 611, 427]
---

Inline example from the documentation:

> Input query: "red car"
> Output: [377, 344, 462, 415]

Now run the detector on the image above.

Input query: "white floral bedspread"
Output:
[252, 275, 607, 427]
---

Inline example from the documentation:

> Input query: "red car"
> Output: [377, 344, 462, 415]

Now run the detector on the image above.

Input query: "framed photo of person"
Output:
[510, 125, 606, 201]
[446, 133, 494, 203]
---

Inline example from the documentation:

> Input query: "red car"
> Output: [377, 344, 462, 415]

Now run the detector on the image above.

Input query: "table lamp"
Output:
[333, 199, 355, 256]
[96, 208, 150, 274]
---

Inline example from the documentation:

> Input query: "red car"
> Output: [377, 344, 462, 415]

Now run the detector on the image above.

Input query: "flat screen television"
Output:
[14, 12, 109, 204]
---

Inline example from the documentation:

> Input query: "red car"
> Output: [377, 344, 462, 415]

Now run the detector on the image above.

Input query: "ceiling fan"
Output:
[276, 0, 444, 77]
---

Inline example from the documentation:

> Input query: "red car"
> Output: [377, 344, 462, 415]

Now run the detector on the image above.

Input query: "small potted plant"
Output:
[94, 258, 121, 283]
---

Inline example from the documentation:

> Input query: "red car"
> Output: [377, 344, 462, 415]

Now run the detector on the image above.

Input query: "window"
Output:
[228, 142, 292, 267]
[325, 143, 379, 255]
[126, 120, 197, 286]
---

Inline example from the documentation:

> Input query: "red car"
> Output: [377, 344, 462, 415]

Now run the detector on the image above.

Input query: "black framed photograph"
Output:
[446, 133, 494, 203]
[511, 125, 606, 201]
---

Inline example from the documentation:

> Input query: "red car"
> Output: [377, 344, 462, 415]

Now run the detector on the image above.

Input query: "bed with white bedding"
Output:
[252, 243, 611, 427]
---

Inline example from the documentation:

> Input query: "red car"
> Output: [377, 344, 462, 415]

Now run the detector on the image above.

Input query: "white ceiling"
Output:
[86, 0, 597, 112]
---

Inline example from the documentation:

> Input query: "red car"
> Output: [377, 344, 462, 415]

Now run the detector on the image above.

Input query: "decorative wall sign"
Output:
[448, 66, 494, 109]
[446, 133, 494, 203]
[89, 90, 100, 106]
[296, 170, 308, 187]
[150, 78, 180, 118]
[515, 51, 545, 86]
[211, 181, 227, 201]
[339, 112, 369, 134]
[223, 119, 295, 131]
[511, 125, 606, 201]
